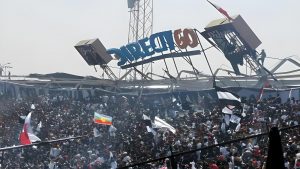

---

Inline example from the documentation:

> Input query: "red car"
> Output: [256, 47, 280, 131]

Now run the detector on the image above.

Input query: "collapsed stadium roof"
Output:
[1, 56, 300, 93]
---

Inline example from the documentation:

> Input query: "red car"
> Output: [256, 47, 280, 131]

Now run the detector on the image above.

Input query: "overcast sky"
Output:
[0, 0, 299, 78]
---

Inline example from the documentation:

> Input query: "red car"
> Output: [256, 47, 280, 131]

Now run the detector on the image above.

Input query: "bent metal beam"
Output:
[121, 50, 201, 69]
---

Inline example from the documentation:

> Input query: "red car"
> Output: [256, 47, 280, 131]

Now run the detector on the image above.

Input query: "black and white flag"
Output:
[215, 86, 242, 110]
[153, 116, 176, 134]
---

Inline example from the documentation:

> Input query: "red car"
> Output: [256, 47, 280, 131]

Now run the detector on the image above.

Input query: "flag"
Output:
[109, 125, 117, 137]
[241, 104, 247, 117]
[36, 121, 42, 132]
[230, 114, 241, 124]
[49, 161, 56, 169]
[142, 114, 152, 126]
[31, 104, 35, 110]
[257, 80, 271, 101]
[186, 95, 191, 102]
[19, 112, 41, 145]
[288, 88, 293, 99]
[215, 86, 242, 109]
[19, 124, 31, 145]
[50, 147, 61, 158]
[207, 0, 233, 20]
[94, 112, 112, 125]
[146, 126, 157, 136]
[257, 87, 264, 101]
[142, 114, 151, 121]
[172, 96, 177, 103]
[28, 133, 41, 143]
[235, 123, 241, 132]
[221, 122, 226, 133]
[153, 116, 176, 134]
[222, 106, 233, 114]
[224, 114, 230, 126]
[93, 127, 101, 137]
[288, 88, 298, 100]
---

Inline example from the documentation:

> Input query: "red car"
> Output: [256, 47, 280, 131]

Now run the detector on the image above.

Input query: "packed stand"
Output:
[0, 91, 300, 169]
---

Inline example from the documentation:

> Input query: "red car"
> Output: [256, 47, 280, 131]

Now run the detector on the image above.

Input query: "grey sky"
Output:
[0, 0, 299, 78]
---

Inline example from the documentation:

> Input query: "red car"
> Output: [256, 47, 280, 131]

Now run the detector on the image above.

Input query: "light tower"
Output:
[127, 0, 153, 79]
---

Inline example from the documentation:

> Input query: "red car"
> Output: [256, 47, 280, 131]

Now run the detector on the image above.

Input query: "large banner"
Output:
[107, 28, 200, 68]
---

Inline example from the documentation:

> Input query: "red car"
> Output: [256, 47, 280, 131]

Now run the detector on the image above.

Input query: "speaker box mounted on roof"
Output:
[75, 39, 113, 66]
[201, 15, 262, 74]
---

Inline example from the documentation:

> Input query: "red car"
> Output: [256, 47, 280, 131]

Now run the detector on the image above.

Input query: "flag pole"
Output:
[206, 0, 232, 21]
[207, 0, 220, 12]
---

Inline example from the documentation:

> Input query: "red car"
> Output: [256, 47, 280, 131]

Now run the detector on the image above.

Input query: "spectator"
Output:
[0, 90, 299, 168]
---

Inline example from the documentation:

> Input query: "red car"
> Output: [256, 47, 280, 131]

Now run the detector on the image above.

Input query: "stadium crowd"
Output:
[0, 90, 300, 169]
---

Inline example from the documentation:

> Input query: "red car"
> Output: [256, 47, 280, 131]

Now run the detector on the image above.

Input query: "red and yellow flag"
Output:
[94, 112, 112, 125]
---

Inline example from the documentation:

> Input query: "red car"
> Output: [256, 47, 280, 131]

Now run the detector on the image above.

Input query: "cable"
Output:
[118, 124, 300, 169]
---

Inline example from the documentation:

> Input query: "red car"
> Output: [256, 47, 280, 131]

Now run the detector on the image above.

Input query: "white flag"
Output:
[109, 125, 117, 133]
[230, 115, 241, 124]
[154, 116, 176, 134]
[28, 133, 41, 142]
[221, 123, 226, 133]
[142, 114, 151, 120]
[186, 95, 191, 102]
[93, 128, 101, 137]
[36, 121, 42, 132]
[289, 88, 293, 99]
[50, 147, 61, 157]
[235, 123, 241, 132]
[222, 106, 233, 114]
[49, 161, 55, 169]
[172, 97, 176, 102]
[224, 115, 230, 126]
[146, 126, 157, 135]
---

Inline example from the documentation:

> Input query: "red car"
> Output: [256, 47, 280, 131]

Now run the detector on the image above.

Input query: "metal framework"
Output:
[128, 0, 153, 80]
[128, 0, 153, 43]
[2, 55, 300, 91]
[71, 5, 297, 90]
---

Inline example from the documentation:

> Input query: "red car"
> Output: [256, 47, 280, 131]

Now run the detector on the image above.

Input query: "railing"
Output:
[117, 124, 300, 169]
[0, 125, 298, 168]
